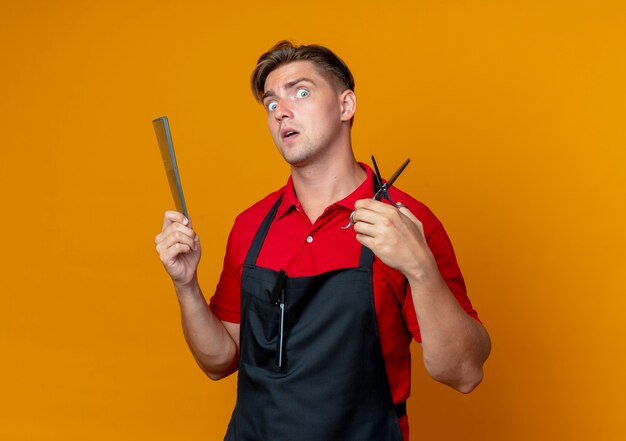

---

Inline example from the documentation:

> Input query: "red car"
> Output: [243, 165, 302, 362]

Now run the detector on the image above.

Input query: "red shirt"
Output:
[210, 164, 479, 440]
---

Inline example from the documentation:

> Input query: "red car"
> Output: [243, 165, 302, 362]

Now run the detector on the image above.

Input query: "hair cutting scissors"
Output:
[341, 155, 411, 229]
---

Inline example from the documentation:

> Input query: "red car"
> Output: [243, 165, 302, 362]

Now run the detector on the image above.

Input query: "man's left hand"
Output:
[352, 199, 436, 279]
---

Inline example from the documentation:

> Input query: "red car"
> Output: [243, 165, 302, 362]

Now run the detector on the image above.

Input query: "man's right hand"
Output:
[155, 211, 239, 380]
[155, 210, 201, 287]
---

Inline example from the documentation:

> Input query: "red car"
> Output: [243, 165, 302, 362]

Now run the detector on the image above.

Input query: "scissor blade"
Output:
[386, 158, 411, 188]
[373, 188, 386, 201]
[371, 155, 384, 189]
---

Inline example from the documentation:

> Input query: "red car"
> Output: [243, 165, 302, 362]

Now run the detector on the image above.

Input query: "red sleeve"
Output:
[401, 215, 479, 343]
[208, 223, 244, 324]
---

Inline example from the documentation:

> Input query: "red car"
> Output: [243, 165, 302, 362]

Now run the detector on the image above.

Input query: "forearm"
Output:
[408, 265, 491, 393]
[350, 200, 490, 390]
[175, 279, 239, 380]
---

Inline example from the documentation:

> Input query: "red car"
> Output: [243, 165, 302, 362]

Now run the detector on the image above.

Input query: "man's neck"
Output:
[290, 151, 366, 224]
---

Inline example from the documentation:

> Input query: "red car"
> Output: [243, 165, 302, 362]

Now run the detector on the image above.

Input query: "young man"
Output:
[155, 41, 490, 441]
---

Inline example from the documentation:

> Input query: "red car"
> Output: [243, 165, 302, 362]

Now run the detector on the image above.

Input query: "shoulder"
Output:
[386, 185, 443, 238]
[233, 187, 284, 228]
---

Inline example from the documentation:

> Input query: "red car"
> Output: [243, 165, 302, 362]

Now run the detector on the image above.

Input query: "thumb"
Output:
[396, 202, 419, 224]
[396, 202, 426, 238]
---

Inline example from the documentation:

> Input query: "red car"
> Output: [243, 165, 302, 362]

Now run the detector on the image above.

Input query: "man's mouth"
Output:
[281, 128, 300, 140]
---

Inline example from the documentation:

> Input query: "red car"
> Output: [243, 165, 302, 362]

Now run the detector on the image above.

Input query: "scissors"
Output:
[341, 155, 411, 229]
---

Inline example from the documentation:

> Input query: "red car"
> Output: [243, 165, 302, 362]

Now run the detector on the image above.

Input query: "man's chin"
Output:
[278, 149, 313, 168]
[285, 156, 312, 168]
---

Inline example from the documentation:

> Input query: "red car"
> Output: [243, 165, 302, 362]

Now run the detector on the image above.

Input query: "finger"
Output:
[159, 242, 194, 266]
[396, 204, 422, 226]
[157, 218, 196, 243]
[353, 218, 381, 238]
[350, 207, 382, 227]
[354, 198, 397, 214]
[155, 227, 197, 251]
[395, 204, 426, 241]
[354, 232, 370, 248]
[354, 201, 403, 231]
[354, 232, 383, 253]
[162, 210, 189, 230]
[156, 230, 197, 254]
[166, 222, 196, 240]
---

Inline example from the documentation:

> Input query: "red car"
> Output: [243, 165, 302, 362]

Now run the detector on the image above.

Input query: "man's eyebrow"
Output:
[286, 77, 316, 89]
[263, 77, 316, 100]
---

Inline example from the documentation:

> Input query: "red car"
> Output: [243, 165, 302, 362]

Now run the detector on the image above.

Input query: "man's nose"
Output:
[274, 100, 293, 120]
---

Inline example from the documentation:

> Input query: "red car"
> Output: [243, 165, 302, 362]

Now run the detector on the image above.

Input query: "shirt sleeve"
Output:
[208, 222, 244, 324]
[401, 220, 480, 343]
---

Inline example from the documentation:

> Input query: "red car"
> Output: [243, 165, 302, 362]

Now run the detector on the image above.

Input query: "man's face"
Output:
[262, 61, 350, 167]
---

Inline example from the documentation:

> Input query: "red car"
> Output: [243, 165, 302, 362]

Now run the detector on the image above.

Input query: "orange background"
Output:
[1, 1, 625, 440]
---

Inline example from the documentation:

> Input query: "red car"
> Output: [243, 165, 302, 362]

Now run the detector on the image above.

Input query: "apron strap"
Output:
[358, 244, 375, 269]
[244, 194, 284, 267]
[357, 171, 381, 270]
[394, 401, 406, 418]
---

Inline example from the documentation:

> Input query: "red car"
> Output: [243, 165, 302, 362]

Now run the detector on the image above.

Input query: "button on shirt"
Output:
[210, 164, 479, 441]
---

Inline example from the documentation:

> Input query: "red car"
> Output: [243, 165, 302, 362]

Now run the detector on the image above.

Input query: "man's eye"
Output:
[267, 101, 278, 111]
[296, 89, 309, 98]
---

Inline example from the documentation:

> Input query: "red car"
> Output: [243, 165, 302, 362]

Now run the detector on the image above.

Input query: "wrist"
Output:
[174, 276, 201, 300]
[405, 253, 444, 290]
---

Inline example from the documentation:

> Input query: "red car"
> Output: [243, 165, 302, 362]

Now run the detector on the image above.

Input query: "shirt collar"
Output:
[277, 175, 299, 218]
[277, 162, 375, 219]
[333, 163, 375, 211]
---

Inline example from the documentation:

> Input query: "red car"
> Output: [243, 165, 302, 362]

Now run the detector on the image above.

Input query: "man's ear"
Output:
[339, 89, 357, 122]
